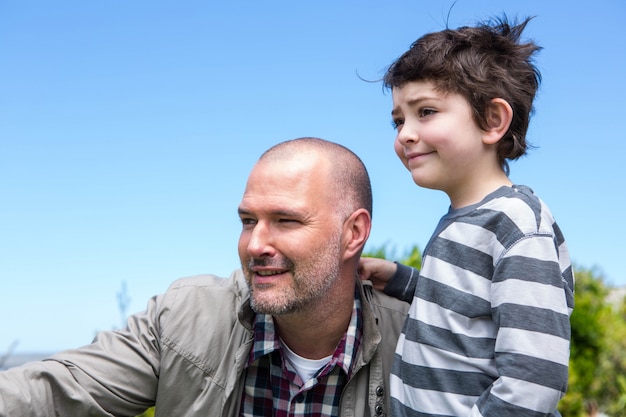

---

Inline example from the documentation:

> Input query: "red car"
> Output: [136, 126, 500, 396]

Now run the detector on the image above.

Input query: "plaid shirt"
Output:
[240, 289, 363, 417]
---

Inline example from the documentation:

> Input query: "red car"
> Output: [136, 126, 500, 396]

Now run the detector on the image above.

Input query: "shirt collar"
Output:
[247, 286, 363, 377]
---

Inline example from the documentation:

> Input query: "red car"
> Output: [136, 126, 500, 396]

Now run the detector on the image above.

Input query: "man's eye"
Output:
[240, 218, 256, 226]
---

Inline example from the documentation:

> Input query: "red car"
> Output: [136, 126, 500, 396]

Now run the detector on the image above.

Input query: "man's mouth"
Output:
[255, 269, 285, 276]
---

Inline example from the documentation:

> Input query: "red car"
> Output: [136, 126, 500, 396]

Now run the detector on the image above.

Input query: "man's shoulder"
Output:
[155, 270, 252, 379]
[168, 270, 246, 291]
[360, 280, 410, 315]
[161, 270, 249, 314]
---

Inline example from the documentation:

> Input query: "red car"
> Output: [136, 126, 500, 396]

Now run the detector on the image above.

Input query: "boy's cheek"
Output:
[393, 139, 409, 168]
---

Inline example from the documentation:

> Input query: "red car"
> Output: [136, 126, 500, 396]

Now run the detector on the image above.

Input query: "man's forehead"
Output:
[251, 153, 330, 187]
[245, 164, 306, 194]
[240, 159, 329, 213]
[238, 191, 312, 219]
[257, 151, 322, 172]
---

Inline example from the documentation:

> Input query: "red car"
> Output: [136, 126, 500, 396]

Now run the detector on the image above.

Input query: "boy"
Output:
[360, 16, 574, 416]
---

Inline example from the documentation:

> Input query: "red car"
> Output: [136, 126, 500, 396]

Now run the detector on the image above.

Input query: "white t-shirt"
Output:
[279, 338, 332, 383]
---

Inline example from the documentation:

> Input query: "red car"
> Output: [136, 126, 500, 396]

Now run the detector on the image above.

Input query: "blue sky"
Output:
[1, 0, 624, 354]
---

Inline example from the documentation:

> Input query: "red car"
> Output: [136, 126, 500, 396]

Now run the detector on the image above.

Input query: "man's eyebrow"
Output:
[237, 207, 251, 216]
[237, 208, 301, 217]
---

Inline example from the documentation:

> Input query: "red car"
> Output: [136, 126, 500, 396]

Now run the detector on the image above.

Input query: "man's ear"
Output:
[342, 208, 371, 261]
[483, 98, 513, 145]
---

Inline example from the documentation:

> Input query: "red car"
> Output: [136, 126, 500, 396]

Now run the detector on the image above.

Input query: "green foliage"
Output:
[364, 244, 422, 269]
[363, 245, 391, 260]
[136, 407, 155, 417]
[401, 245, 422, 270]
[592, 285, 626, 416]
[559, 266, 626, 417]
[559, 267, 610, 416]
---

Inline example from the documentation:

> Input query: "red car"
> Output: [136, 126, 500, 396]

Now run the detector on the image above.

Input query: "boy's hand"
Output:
[358, 257, 397, 291]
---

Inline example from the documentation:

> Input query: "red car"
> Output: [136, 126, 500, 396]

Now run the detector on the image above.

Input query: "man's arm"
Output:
[0, 296, 163, 417]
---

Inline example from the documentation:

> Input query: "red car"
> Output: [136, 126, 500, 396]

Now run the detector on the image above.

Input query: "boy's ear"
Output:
[483, 98, 513, 145]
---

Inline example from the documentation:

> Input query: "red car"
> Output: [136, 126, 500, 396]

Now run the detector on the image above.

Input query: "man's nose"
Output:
[246, 222, 275, 257]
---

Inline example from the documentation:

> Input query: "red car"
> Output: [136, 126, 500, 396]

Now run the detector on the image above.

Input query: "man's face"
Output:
[237, 154, 345, 315]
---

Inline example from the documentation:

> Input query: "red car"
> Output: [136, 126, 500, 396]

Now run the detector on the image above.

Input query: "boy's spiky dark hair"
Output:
[385, 16, 542, 172]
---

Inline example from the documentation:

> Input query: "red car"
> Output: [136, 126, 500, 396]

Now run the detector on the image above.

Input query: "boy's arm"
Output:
[473, 234, 573, 416]
[359, 257, 418, 303]
[384, 262, 418, 303]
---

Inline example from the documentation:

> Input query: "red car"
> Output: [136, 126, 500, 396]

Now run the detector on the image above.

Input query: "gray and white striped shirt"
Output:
[387, 185, 574, 417]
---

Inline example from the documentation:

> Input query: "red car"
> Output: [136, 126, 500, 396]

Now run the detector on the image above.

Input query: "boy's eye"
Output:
[391, 118, 404, 130]
[419, 108, 436, 117]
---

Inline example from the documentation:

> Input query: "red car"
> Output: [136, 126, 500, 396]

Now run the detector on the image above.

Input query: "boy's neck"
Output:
[448, 174, 512, 209]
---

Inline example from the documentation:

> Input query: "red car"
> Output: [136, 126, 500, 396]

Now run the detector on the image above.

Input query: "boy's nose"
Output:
[397, 124, 419, 145]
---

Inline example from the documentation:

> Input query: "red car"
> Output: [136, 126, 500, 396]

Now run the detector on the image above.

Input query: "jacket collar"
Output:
[354, 279, 382, 369]
[234, 270, 382, 367]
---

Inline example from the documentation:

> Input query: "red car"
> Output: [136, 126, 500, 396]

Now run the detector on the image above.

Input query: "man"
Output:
[0, 137, 409, 416]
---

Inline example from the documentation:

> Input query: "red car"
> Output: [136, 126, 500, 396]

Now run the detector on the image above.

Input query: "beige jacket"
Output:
[0, 270, 408, 416]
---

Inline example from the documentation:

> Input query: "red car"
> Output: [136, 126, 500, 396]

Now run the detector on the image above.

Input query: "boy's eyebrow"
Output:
[392, 96, 440, 116]
[391, 98, 422, 116]
[406, 96, 436, 106]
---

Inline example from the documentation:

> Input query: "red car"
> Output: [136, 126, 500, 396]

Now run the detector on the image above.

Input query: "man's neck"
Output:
[273, 281, 356, 359]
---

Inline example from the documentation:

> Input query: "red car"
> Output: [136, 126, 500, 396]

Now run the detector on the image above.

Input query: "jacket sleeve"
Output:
[0, 294, 163, 417]
[383, 262, 418, 303]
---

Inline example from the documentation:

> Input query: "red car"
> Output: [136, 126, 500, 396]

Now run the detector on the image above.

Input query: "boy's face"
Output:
[391, 80, 502, 207]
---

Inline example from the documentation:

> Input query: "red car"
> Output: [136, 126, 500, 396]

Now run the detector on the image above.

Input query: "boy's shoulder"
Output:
[475, 185, 558, 235]
[434, 185, 566, 261]
[484, 184, 540, 208]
